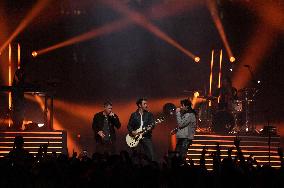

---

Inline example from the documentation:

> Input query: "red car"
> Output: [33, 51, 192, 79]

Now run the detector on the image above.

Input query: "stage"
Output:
[186, 133, 281, 169]
[0, 130, 67, 157]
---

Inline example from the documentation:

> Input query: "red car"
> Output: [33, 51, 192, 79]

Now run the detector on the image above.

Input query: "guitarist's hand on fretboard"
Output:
[131, 130, 138, 137]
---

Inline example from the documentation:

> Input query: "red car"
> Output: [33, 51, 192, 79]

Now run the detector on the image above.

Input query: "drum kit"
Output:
[194, 87, 257, 134]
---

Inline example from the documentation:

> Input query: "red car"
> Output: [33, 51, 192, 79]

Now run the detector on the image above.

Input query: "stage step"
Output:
[186, 133, 281, 169]
[0, 131, 67, 157]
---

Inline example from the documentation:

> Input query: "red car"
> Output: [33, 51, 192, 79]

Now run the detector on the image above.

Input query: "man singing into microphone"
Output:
[174, 99, 197, 161]
[92, 101, 121, 154]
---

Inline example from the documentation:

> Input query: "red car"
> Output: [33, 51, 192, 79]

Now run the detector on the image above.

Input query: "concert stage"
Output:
[0, 130, 67, 157]
[187, 133, 281, 169]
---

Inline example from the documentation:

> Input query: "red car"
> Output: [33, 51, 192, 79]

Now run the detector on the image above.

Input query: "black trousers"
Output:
[95, 141, 116, 155]
[133, 138, 155, 161]
[175, 138, 192, 160]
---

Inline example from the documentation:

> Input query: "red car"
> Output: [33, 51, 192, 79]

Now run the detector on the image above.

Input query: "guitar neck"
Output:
[138, 124, 153, 134]
[134, 117, 164, 135]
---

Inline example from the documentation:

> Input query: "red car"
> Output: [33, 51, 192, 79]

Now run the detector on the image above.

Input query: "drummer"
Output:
[212, 76, 238, 112]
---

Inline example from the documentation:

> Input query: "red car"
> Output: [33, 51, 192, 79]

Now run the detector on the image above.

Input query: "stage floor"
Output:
[0, 130, 67, 157]
[186, 133, 281, 169]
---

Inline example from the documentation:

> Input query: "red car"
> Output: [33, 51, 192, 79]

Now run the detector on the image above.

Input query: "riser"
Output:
[188, 161, 281, 166]
[188, 156, 281, 161]
[187, 150, 279, 155]
[192, 141, 279, 146]
[0, 138, 63, 142]
[194, 135, 280, 142]
[185, 163, 281, 167]
[186, 159, 281, 166]
[0, 131, 67, 157]
[186, 133, 281, 168]
[190, 146, 279, 151]
[0, 143, 63, 147]
[0, 131, 63, 137]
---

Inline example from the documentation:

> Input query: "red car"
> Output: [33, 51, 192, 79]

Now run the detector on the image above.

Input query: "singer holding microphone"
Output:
[92, 101, 121, 154]
[174, 99, 197, 161]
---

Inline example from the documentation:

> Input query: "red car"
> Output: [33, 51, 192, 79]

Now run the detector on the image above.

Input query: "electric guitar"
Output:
[126, 117, 164, 148]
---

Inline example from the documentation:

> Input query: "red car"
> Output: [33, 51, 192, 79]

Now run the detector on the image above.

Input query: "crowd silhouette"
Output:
[0, 135, 283, 188]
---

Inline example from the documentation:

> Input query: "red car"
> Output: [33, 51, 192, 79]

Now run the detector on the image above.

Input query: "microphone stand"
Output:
[244, 66, 261, 134]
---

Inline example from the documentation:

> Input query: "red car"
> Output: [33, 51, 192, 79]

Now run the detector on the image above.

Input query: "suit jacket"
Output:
[92, 111, 121, 143]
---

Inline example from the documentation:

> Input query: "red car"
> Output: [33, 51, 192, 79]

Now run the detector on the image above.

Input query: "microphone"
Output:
[243, 65, 250, 67]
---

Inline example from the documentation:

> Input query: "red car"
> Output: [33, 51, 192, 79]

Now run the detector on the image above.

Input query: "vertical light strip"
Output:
[209, 50, 214, 107]
[217, 49, 222, 103]
[8, 44, 12, 127]
[17, 43, 20, 69]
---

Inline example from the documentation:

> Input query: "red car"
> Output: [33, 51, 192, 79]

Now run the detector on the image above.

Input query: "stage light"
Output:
[230, 56, 235, 62]
[100, 0, 198, 62]
[32, 51, 38, 57]
[207, 0, 235, 65]
[257, 80, 261, 84]
[230, 68, 233, 71]
[38, 123, 44, 127]
[0, 0, 51, 53]
[194, 92, 199, 98]
[194, 57, 200, 63]
[24, 122, 44, 130]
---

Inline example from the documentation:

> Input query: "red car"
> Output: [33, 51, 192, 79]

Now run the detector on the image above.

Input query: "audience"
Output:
[0, 135, 283, 188]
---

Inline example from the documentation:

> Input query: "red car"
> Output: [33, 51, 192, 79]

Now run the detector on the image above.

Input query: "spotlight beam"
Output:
[36, 18, 131, 56]
[232, 25, 275, 89]
[25, 95, 81, 154]
[147, 0, 204, 20]
[100, 0, 198, 61]
[0, 4, 10, 82]
[232, 0, 283, 89]
[207, 0, 234, 62]
[0, 0, 52, 53]
[34, 0, 201, 61]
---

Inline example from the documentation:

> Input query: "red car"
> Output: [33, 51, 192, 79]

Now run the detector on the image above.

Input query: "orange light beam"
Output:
[101, 0, 198, 61]
[0, 2, 9, 82]
[8, 44, 12, 127]
[232, 0, 282, 89]
[32, 0, 200, 58]
[0, 0, 52, 53]
[17, 43, 20, 69]
[232, 25, 275, 89]
[35, 18, 131, 56]
[218, 49, 222, 89]
[207, 0, 234, 62]
[218, 49, 222, 103]
[25, 95, 81, 155]
[209, 50, 214, 107]
[148, 0, 204, 20]
[247, 0, 284, 32]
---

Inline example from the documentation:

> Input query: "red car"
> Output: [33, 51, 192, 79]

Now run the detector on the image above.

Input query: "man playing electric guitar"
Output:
[127, 98, 155, 161]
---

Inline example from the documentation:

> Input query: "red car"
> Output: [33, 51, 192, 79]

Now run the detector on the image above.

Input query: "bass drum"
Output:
[212, 111, 234, 134]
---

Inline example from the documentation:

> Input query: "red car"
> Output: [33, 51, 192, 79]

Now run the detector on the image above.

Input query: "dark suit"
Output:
[127, 110, 155, 161]
[92, 111, 121, 154]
